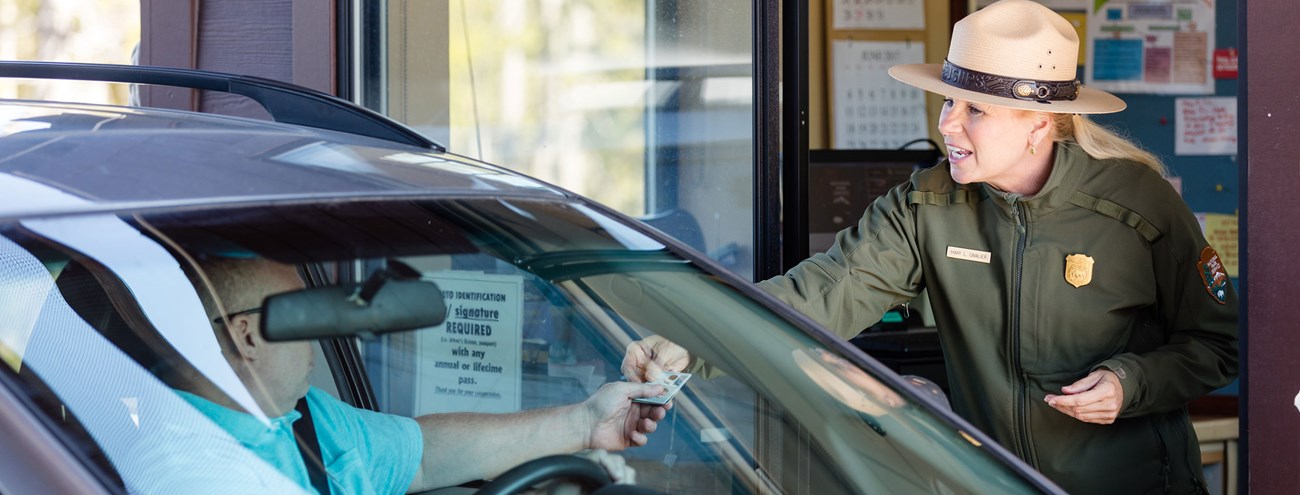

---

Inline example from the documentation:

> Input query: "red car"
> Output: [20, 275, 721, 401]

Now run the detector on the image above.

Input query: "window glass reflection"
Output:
[359, 1, 755, 278]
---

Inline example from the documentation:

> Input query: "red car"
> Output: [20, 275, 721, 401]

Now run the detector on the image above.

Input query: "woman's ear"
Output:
[1028, 112, 1053, 147]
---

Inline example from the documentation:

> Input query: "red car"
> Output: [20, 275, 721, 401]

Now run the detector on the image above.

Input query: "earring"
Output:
[1030, 144, 1037, 155]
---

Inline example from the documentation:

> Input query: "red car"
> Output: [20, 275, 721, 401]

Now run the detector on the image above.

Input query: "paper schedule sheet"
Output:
[832, 0, 926, 30]
[831, 40, 928, 150]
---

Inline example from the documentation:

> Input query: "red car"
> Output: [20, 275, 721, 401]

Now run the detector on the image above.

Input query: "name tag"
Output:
[946, 246, 991, 264]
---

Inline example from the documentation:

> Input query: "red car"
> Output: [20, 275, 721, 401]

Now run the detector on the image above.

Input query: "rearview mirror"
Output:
[261, 279, 446, 341]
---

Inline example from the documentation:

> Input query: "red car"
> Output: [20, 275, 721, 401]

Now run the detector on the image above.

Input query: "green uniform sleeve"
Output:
[757, 183, 925, 340]
[1095, 204, 1239, 418]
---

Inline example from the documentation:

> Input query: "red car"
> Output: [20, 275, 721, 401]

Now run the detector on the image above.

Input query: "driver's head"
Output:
[191, 257, 314, 416]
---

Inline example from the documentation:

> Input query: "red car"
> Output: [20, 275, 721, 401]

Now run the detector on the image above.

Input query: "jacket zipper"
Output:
[1150, 418, 1171, 493]
[1010, 198, 1034, 466]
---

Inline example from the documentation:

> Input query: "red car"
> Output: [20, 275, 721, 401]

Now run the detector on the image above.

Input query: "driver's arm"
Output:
[405, 381, 667, 492]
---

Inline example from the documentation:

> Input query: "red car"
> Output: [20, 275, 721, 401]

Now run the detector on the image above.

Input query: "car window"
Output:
[0, 198, 1044, 494]
[0, 230, 310, 495]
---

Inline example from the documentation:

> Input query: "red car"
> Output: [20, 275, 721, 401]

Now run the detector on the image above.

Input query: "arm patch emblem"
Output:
[1197, 246, 1229, 304]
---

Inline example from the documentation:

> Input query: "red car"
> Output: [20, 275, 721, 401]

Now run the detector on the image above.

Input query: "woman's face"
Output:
[937, 98, 1049, 193]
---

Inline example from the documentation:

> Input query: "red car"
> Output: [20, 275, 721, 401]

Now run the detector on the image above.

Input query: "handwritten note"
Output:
[415, 271, 523, 414]
[1175, 97, 1237, 156]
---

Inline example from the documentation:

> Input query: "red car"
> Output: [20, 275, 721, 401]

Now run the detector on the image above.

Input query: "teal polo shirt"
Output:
[178, 387, 422, 495]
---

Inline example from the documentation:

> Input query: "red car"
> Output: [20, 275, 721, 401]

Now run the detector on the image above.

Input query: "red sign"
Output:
[1213, 48, 1238, 79]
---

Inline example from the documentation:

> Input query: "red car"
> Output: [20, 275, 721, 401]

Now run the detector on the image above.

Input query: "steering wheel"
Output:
[475, 454, 613, 495]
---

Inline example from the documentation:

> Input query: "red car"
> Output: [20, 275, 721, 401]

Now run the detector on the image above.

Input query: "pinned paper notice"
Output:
[415, 271, 524, 415]
[1176, 97, 1238, 156]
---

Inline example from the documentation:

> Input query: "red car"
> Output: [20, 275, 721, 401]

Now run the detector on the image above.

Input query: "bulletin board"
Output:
[824, 0, 948, 150]
[965, 0, 1237, 215]
[1088, 0, 1238, 217]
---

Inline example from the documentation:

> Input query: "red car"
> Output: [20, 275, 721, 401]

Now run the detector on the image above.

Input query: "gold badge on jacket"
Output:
[1064, 254, 1094, 288]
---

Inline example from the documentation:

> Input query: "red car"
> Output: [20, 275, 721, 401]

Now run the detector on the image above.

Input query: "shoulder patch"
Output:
[1197, 246, 1229, 304]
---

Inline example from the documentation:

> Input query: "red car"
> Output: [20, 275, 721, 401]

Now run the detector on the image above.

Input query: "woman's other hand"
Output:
[1044, 369, 1124, 424]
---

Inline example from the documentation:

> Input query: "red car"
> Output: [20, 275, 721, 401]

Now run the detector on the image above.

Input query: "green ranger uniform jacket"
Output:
[759, 142, 1238, 494]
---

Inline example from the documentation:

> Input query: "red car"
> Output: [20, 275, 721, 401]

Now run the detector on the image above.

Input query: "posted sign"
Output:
[415, 272, 523, 414]
[1175, 97, 1237, 156]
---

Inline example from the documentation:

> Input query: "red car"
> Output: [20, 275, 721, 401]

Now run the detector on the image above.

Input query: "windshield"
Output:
[0, 197, 1043, 494]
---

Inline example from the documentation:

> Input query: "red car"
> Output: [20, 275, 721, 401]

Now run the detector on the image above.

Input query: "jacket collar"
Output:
[983, 141, 1089, 215]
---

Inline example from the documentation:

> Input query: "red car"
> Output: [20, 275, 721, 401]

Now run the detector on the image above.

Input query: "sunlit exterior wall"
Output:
[0, 0, 140, 104]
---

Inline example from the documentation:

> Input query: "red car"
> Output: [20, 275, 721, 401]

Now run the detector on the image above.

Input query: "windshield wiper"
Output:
[514, 249, 693, 281]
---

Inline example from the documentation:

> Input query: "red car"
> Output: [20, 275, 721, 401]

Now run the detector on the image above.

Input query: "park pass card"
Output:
[632, 372, 691, 404]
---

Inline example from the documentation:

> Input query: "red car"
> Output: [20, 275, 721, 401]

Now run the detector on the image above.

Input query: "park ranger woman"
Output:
[622, 1, 1238, 493]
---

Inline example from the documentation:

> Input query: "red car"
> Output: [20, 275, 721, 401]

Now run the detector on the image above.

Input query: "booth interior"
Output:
[809, 0, 1240, 493]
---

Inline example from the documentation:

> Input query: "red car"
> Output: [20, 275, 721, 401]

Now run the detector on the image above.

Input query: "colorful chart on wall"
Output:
[1085, 0, 1215, 94]
[831, 40, 928, 149]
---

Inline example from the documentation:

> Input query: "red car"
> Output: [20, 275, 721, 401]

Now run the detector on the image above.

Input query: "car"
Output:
[0, 61, 1063, 494]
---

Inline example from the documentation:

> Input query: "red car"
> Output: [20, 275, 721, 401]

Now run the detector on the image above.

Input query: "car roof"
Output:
[0, 98, 569, 220]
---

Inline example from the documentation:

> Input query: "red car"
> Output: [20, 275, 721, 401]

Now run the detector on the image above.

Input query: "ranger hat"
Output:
[888, 0, 1125, 114]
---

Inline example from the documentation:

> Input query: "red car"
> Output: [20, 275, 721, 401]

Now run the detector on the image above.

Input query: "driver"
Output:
[175, 257, 668, 494]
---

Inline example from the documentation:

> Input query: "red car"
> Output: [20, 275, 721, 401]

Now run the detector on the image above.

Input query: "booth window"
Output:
[353, 1, 757, 278]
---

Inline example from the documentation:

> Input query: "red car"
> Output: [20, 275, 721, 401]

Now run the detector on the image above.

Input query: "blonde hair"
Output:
[1052, 114, 1167, 176]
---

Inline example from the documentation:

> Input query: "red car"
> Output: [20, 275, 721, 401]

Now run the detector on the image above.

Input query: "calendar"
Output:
[833, 0, 926, 30]
[832, 40, 928, 150]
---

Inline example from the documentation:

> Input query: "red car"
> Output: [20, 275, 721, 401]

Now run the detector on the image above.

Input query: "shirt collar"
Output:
[176, 389, 302, 447]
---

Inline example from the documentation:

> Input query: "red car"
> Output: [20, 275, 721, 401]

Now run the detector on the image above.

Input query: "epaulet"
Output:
[907, 189, 986, 206]
[1068, 191, 1163, 243]
[906, 165, 986, 206]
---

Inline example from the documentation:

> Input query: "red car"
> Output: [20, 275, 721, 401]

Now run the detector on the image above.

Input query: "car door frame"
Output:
[0, 372, 115, 494]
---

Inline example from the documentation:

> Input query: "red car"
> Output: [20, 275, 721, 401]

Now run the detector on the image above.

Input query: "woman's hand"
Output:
[1044, 369, 1124, 424]
[621, 335, 691, 383]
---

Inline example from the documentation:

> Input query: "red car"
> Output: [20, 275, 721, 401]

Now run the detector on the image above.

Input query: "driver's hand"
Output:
[535, 450, 635, 495]
[621, 335, 690, 383]
[576, 449, 635, 484]
[583, 381, 669, 450]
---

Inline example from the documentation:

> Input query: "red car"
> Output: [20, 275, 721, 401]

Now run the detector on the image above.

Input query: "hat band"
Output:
[941, 61, 1080, 103]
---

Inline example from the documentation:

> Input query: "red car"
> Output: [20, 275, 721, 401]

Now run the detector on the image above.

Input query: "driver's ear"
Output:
[226, 314, 262, 361]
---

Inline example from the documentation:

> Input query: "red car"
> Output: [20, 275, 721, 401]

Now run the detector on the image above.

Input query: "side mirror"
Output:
[261, 279, 446, 341]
